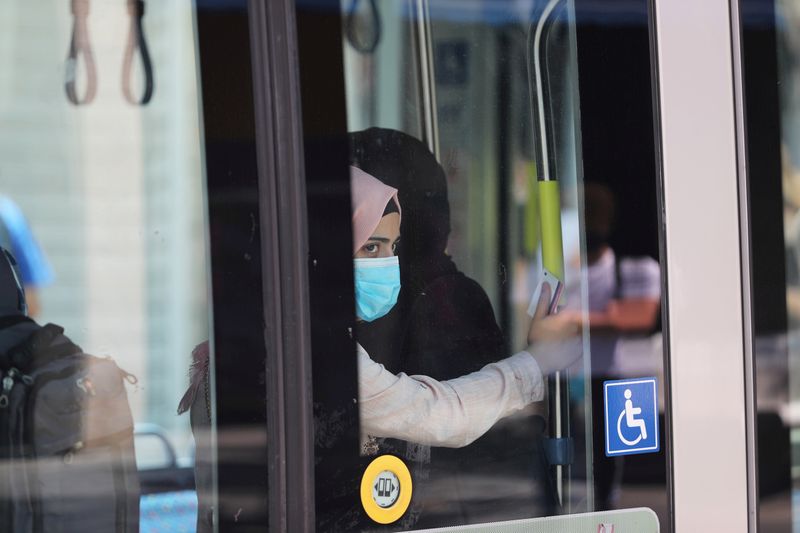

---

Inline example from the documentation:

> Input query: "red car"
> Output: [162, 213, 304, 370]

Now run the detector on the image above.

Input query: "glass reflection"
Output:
[0, 1, 210, 531]
[334, 0, 668, 530]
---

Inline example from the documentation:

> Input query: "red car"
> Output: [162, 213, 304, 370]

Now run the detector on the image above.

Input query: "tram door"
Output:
[0, 0, 770, 531]
[298, 0, 670, 530]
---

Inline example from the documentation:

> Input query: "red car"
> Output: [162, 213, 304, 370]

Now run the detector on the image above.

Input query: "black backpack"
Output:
[0, 317, 140, 532]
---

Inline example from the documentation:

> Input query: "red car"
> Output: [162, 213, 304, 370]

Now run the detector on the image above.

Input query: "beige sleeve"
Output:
[357, 344, 544, 448]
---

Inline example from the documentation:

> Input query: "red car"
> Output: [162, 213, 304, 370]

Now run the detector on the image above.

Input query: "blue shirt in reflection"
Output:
[0, 196, 54, 287]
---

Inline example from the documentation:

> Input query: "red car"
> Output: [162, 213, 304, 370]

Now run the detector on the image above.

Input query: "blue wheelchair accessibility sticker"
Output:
[604, 378, 660, 457]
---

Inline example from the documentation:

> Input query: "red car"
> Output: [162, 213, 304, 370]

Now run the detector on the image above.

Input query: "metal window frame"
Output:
[651, 0, 753, 530]
[248, 1, 316, 531]
[729, 0, 759, 528]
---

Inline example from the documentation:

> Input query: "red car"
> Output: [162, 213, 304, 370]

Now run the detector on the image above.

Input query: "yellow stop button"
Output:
[360, 455, 413, 524]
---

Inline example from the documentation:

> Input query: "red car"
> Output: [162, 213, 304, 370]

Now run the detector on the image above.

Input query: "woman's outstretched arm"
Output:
[357, 284, 581, 447]
[357, 344, 545, 448]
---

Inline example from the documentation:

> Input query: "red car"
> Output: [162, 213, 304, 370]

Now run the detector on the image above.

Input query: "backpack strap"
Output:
[4, 323, 82, 373]
[0, 314, 33, 331]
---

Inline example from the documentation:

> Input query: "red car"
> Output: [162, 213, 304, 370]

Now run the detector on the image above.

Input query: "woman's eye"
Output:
[363, 244, 378, 254]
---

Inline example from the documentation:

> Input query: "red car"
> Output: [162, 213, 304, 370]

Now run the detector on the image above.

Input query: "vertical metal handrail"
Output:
[414, 0, 440, 160]
[527, 0, 571, 510]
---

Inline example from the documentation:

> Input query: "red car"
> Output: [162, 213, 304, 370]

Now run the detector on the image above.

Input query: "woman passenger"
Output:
[349, 165, 580, 447]
[351, 127, 560, 526]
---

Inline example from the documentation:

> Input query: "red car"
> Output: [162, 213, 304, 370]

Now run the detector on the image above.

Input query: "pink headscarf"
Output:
[350, 166, 401, 254]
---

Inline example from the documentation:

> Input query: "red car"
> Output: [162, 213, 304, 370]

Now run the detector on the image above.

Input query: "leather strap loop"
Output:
[121, 0, 154, 106]
[65, 0, 97, 106]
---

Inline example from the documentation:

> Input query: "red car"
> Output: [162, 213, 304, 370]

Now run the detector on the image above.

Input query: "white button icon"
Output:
[372, 470, 401, 508]
[617, 388, 647, 446]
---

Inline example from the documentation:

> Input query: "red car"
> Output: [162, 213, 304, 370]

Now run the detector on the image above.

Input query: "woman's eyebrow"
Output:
[366, 236, 391, 244]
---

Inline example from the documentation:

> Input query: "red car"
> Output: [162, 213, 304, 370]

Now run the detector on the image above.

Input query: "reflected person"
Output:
[0, 196, 55, 318]
[563, 182, 660, 510]
[0, 247, 139, 530]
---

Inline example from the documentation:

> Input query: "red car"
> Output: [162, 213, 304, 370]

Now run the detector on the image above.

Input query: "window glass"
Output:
[741, 0, 800, 528]
[304, 0, 669, 530]
[0, 1, 215, 530]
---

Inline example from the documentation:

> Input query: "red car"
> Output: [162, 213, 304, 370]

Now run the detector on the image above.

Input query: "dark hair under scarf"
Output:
[349, 127, 454, 294]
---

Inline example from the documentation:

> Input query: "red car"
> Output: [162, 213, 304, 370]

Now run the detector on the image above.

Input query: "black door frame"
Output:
[248, 1, 316, 532]
[196, 0, 316, 530]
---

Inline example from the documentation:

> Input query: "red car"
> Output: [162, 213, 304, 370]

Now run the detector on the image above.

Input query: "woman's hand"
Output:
[526, 284, 583, 375]
[527, 284, 581, 344]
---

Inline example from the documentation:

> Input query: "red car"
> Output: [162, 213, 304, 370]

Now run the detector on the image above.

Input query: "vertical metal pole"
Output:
[414, 0, 440, 160]
[540, 179, 570, 510]
[530, 0, 571, 510]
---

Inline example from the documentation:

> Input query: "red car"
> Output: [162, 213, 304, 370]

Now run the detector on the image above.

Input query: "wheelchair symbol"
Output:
[616, 388, 648, 446]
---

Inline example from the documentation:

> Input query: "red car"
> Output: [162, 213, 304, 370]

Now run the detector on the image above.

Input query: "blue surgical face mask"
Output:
[353, 256, 401, 322]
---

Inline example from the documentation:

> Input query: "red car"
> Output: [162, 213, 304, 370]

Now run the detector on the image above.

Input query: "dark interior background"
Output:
[197, 2, 269, 531]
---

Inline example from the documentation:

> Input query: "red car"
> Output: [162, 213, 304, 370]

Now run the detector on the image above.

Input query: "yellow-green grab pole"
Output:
[539, 180, 565, 286]
[539, 178, 571, 510]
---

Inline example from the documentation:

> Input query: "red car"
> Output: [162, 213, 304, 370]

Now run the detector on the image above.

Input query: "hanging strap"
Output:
[345, 0, 382, 54]
[122, 0, 154, 106]
[65, 0, 98, 106]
